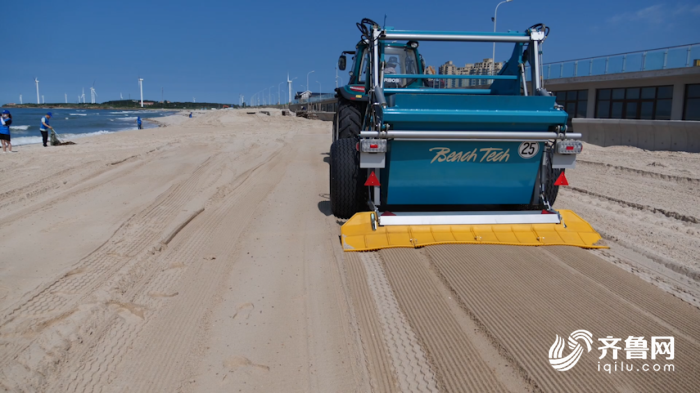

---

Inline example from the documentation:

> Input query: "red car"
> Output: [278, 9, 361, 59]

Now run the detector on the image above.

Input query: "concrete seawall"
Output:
[573, 118, 700, 153]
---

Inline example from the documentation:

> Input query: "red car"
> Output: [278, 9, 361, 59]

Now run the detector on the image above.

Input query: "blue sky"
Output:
[1, 0, 699, 105]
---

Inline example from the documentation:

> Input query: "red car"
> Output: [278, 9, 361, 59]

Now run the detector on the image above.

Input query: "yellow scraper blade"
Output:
[340, 210, 607, 252]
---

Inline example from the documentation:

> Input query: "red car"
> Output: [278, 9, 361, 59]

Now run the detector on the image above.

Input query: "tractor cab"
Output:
[334, 40, 424, 141]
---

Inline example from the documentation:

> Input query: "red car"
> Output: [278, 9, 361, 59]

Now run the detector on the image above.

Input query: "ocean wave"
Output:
[10, 125, 30, 130]
[110, 111, 137, 114]
[116, 116, 138, 121]
[69, 113, 87, 116]
[12, 130, 114, 146]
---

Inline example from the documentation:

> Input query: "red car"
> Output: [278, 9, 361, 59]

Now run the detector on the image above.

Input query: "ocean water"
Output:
[3, 108, 176, 145]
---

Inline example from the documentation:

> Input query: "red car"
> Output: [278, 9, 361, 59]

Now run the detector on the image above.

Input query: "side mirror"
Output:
[338, 55, 347, 71]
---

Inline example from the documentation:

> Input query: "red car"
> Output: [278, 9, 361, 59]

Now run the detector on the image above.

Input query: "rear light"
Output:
[556, 140, 582, 154]
[349, 86, 365, 92]
[360, 139, 387, 153]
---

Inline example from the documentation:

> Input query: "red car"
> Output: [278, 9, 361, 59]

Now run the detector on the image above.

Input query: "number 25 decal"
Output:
[518, 142, 540, 159]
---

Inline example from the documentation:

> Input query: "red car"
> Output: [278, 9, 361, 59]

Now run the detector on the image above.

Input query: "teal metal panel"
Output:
[384, 29, 528, 38]
[385, 141, 541, 205]
[388, 74, 518, 80]
[384, 88, 492, 95]
[384, 95, 567, 131]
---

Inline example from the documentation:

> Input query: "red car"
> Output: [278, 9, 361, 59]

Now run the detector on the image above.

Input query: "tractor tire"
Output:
[332, 112, 338, 143]
[337, 98, 362, 139]
[330, 138, 363, 219]
[544, 168, 562, 207]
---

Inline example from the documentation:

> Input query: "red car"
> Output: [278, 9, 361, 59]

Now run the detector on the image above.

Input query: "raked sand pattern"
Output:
[0, 109, 698, 392]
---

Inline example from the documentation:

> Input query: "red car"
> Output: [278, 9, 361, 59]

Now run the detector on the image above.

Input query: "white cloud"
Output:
[608, 3, 700, 25]
[608, 4, 664, 24]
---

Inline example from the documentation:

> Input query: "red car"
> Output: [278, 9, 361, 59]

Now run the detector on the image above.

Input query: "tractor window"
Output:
[383, 46, 418, 88]
[358, 49, 370, 84]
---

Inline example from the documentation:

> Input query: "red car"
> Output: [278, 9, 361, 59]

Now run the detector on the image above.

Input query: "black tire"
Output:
[545, 168, 562, 206]
[337, 98, 362, 139]
[332, 111, 338, 143]
[530, 148, 561, 209]
[330, 138, 364, 219]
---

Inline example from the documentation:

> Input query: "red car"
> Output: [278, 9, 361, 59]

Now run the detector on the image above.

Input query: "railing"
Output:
[540, 43, 700, 80]
[290, 93, 336, 106]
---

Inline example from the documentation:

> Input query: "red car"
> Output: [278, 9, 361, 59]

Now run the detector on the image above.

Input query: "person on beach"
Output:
[0, 110, 12, 153]
[189, 112, 192, 118]
[137, 116, 142, 129]
[40, 112, 54, 147]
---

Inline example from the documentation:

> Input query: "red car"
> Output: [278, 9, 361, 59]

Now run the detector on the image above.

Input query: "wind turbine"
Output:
[287, 73, 297, 103]
[138, 78, 144, 107]
[193, 97, 196, 103]
[120, 92, 124, 100]
[90, 81, 97, 104]
[42, 95, 45, 104]
[81, 88, 86, 104]
[65, 93, 67, 103]
[19, 94, 22, 104]
[35, 78, 40, 104]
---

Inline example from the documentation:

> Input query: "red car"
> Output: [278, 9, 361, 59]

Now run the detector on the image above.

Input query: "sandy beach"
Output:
[0, 110, 698, 392]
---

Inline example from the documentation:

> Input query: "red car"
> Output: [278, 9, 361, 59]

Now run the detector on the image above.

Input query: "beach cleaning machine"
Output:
[330, 19, 605, 252]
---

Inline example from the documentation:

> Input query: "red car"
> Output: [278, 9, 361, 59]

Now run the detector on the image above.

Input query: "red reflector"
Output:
[382, 211, 396, 216]
[554, 172, 569, 186]
[350, 86, 364, 92]
[365, 171, 381, 186]
[566, 146, 574, 151]
[370, 144, 378, 148]
[355, 142, 359, 151]
[542, 209, 555, 214]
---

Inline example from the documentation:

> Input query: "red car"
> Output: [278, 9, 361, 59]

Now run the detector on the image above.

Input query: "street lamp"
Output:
[492, 0, 514, 79]
[278, 81, 285, 104]
[307, 70, 315, 95]
[269, 86, 274, 106]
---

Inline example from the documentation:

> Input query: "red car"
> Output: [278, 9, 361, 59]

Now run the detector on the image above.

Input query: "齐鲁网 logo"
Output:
[548, 330, 593, 371]
[547, 330, 675, 373]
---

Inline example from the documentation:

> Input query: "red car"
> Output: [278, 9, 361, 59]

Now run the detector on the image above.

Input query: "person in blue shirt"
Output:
[137, 116, 142, 129]
[0, 110, 12, 153]
[189, 112, 193, 118]
[40, 112, 54, 147]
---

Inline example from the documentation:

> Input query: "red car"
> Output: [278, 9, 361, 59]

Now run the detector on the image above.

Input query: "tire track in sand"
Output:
[344, 253, 398, 393]
[46, 142, 287, 393]
[544, 247, 700, 341]
[358, 252, 438, 393]
[428, 245, 700, 392]
[0, 154, 226, 389]
[99, 145, 296, 392]
[379, 248, 512, 393]
[59, 144, 287, 392]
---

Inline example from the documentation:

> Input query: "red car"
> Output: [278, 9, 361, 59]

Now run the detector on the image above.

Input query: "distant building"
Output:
[438, 59, 504, 88]
[142, 101, 154, 106]
[438, 61, 459, 88]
